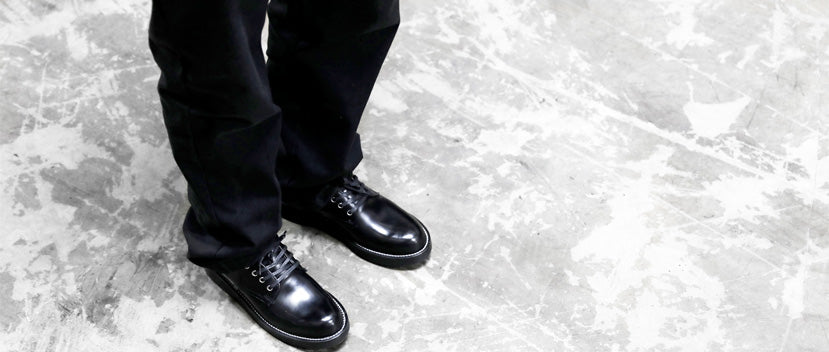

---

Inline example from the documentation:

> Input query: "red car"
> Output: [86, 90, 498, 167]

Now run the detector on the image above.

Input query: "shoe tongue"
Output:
[306, 175, 369, 207]
[342, 175, 377, 196]
[261, 241, 286, 267]
[260, 250, 276, 267]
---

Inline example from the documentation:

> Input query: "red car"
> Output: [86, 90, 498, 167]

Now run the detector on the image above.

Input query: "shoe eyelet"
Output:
[266, 285, 273, 292]
[329, 197, 336, 203]
[346, 210, 353, 216]
[337, 203, 344, 208]
[258, 277, 265, 283]
[251, 270, 258, 277]
[244, 266, 250, 270]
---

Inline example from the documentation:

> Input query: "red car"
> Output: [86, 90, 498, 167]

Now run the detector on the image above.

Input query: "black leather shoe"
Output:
[282, 173, 431, 268]
[205, 233, 348, 350]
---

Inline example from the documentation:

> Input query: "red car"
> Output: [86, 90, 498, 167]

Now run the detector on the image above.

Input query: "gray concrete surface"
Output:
[2, 0, 829, 351]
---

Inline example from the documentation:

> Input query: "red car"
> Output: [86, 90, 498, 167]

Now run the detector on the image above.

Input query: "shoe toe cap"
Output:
[389, 223, 429, 254]
[296, 295, 346, 338]
[360, 198, 430, 255]
[273, 274, 348, 339]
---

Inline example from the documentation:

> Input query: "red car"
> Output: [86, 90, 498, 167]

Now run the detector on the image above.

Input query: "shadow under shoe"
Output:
[206, 233, 348, 349]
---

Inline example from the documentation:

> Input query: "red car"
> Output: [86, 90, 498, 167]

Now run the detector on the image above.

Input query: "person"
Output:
[147, 0, 432, 349]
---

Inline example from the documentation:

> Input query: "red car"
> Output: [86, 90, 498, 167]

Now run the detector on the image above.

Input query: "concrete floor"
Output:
[2, 0, 829, 351]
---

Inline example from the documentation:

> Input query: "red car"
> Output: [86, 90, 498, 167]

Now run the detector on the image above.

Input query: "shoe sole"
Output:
[205, 269, 349, 350]
[282, 204, 432, 269]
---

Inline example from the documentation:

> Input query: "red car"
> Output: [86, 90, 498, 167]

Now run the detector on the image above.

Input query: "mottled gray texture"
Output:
[2, 0, 829, 351]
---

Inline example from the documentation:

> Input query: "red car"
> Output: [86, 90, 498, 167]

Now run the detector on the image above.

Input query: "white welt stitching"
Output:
[353, 218, 431, 258]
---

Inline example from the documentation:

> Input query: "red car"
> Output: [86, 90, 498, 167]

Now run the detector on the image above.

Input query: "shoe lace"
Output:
[329, 174, 377, 216]
[342, 173, 377, 196]
[246, 232, 300, 292]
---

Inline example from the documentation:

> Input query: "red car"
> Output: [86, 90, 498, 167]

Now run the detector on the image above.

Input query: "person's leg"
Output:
[148, 0, 348, 348]
[265, 0, 432, 268]
[266, 0, 401, 193]
[148, 0, 282, 272]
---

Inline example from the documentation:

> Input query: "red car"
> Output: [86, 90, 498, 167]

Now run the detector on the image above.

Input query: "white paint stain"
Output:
[736, 44, 761, 69]
[785, 136, 829, 189]
[702, 174, 782, 222]
[780, 240, 829, 321]
[661, 1, 716, 50]
[470, 128, 535, 156]
[572, 147, 728, 350]
[683, 96, 751, 139]
[760, 7, 808, 70]
[370, 83, 409, 114]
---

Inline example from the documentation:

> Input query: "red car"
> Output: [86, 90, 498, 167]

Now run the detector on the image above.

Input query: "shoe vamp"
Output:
[351, 197, 424, 253]
[264, 273, 342, 336]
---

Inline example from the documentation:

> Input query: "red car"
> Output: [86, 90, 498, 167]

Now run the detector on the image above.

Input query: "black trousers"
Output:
[148, 0, 400, 272]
